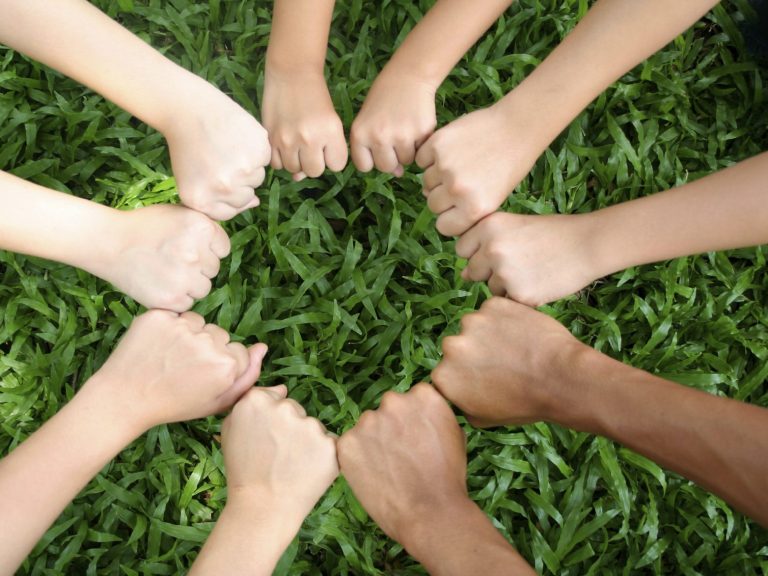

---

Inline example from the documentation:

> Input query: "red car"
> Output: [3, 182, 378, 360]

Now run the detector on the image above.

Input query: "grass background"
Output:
[1, 0, 767, 573]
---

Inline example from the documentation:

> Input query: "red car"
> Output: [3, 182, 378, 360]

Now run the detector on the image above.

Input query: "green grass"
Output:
[1, 0, 768, 574]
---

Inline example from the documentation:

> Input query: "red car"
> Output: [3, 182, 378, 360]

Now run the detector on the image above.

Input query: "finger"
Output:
[325, 135, 349, 172]
[426, 184, 454, 215]
[422, 165, 442, 192]
[217, 344, 269, 407]
[179, 311, 206, 331]
[280, 145, 302, 174]
[203, 322, 230, 346]
[271, 147, 284, 171]
[371, 145, 400, 174]
[200, 251, 221, 279]
[210, 223, 231, 258]
[455, 223, 483, 260]
[241, 196, 261, 211]
[188, 274, 213, 300]
[415, 139, 435, 169]
[487, 273, 507, 297]
[463, 252, 493, 283]
[292, 172, 307, 182]
[283, 398, 307, 417]
[298, 146, 326, 178]
[247, 383, 288, 402]
[226, 341, 250, 376]
[228, 185, 258, 210]
[245, 167, 266, 189]
[435, 207, 472, 237]
[394, 140, 416, 168]
[351, 143, 374, 172]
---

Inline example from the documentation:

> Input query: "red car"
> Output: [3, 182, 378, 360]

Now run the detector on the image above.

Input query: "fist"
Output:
[94, 310, 267, 430]
[432, 298, 586, 427]
[222, 387, 339, 520]
[457, 211, 601, 306]
[337, 384, 467, 546]
[350, 71, 437, 176]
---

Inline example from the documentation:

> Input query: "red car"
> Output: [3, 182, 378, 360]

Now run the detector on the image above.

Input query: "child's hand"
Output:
[91, 310, 267, 432]
[416, 103, 545, 236]
[164, 80, 271, 221]
[96, 204, 229, 312]
[261, 70, 348, 181]
[350, 71, 436, 176]
[457, 212, 601, 306]
[221, 387, 338, 523]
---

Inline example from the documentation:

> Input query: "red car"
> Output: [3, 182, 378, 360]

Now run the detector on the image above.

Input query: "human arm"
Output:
[0, 0, 270, 220]
[0, 310, 268, 574]
[0, 170, 230, 311]
[337, 384, 536, 576]
[432, 298, 768, 527]
[416, 0, 721, 236]
[350, 0, 514, 175]
[262, 0, 347, 181]
[189, 388, 338, 575]
[454, 151, 768, 306]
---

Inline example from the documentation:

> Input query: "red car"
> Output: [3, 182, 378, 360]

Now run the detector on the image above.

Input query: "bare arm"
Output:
[417, 0, 722, 236]
[0, 0, 270, 220]
[0, 311, 266, 574]
[433, 298, 768, 527]
[350, 0, 514, 175]
[262, 0, 347, 181]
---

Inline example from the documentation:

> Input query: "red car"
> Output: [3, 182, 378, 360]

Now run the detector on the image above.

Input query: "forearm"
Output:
[0, 378, 141, 573]
[560, 347, 768, 527]
[266, 0, 335, 75]
[589, 152, 768, 274]
[403, 498, 536, 576]
[0, 171, 119, 274]
[496, 0, 719, 145]
[0, 0, 201, 133]
[189, 492, 300, 576]
[381, 0, 514, 89]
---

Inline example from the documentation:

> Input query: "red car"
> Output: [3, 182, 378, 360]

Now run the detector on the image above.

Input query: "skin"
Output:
[456, 152, 768, 306]
[0, 0, 271, 220]
[432, 298, 768, 528]
[263, 0, 348, 181]
[351, 0, 514, 176]
[189, 388, 338, 576]
[415, 0, 721, 236]
[0, 171, 230, 312]
[0, 310, 268, 574]
[338, 384, 537, 576]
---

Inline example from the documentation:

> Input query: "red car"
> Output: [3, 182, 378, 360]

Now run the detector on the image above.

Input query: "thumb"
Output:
[217, 344, 269, 409]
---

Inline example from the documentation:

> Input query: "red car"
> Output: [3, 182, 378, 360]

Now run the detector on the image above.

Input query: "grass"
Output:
[1, 0, 768, 574]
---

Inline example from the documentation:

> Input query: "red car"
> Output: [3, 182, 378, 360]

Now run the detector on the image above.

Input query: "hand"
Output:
[337, 383, 467, 546]
[91, 310, 267, 431]
[432, 297, 588, 427]
[350, 70, 437, 176]
[222, 387, 338, 522]
[163, 78, 271, 221]
[261, 69, 348, 181]
[94, 204, 229, 312]
[416, 101, 547, 236]
[457, 211, 602, 306]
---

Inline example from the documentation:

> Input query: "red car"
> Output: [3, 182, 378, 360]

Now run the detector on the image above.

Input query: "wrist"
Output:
[376, 60, 441, 95]
[75, 373, 148, 446]
[224, 487, 304, 543]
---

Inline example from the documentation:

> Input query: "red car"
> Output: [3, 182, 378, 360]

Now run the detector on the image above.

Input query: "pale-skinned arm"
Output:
[351, 0, 514, 176]
[0, 0, 271, 219]
[189, 388, 338, 575]
[417, 0, 721, 236]
[0, 171, 230, 312]
[0, 311, 268, 574]
[262, 0, 348, 181]
[432, 298, 768, 527]
[455, 151, 768, 306]
[337, 384, 536, 576]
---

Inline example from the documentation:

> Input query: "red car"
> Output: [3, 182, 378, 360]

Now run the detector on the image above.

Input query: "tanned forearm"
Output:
[560, 347, 768, 527]
[266, 0, 335, 75]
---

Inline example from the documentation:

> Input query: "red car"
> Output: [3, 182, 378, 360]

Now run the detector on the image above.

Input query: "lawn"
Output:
[1, 0, 768, 574]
